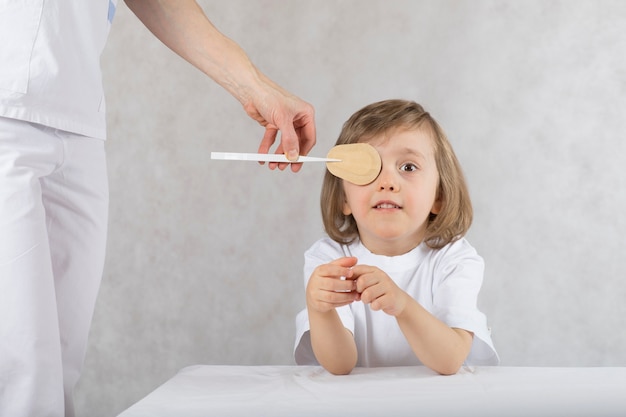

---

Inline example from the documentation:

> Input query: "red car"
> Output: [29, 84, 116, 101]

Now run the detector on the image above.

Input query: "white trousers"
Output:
[0, 117, 109, 417]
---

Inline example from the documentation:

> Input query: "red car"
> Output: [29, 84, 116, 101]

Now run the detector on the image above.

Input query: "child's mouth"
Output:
[374, 202, 401, 209]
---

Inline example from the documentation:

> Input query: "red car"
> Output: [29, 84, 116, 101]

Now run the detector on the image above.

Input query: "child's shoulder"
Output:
[428, 237, 483, 266]
[434, 236, 477, 252]
[305, 236, 349, 257]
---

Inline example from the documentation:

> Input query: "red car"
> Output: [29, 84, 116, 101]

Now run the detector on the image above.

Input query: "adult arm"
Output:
[124, 0, 316, 169]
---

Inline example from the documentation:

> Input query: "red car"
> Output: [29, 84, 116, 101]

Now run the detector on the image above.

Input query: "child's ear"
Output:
[342, 201, 352, 216]
[431, 195, 442, 215]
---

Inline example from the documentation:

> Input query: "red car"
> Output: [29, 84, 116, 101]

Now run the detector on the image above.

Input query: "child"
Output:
[294, 99, 499, 375]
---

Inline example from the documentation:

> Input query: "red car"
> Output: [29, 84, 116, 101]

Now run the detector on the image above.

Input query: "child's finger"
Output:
[360, 285, 385, 305]
[318, 257, 358, 280]
[320, 289, 358, 306]
[351, 266, 380, 293]
[331, 277, 358, 293]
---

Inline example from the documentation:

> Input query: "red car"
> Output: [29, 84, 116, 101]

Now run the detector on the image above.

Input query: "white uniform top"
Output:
[294, 237, 499, 367]
[0, 0, 117, 139]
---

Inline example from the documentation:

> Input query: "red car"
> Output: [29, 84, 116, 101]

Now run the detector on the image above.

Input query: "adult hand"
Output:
[244, 75, 316, 172]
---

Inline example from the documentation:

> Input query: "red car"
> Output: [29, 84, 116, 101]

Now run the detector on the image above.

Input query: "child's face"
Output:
[342, 127, 441, 256]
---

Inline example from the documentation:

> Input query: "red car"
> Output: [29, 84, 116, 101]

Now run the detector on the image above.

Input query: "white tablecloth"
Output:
[118, 365, 626, 417]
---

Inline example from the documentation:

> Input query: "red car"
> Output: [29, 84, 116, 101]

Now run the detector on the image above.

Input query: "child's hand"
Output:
[306, 257, 359, 314]
[352, 265, 409, 317]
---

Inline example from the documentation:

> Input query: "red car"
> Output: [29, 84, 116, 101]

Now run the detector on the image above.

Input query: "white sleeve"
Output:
[431, 240, 500, 365]
[294, 308, 317, 365]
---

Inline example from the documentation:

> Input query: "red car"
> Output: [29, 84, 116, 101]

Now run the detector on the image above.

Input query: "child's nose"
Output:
[377, 169, 398, 191]
[379, 182, 395, 191]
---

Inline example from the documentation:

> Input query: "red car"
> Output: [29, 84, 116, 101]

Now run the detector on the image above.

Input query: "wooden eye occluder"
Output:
[326, 143, 382, 185]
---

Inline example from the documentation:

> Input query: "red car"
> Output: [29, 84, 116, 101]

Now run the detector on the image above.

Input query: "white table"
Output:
[118, 365, 626, 417]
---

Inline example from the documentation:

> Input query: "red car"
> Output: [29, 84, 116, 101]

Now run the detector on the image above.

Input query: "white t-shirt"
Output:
[0, 0, 116, 139]
[294, 237, 499, 367]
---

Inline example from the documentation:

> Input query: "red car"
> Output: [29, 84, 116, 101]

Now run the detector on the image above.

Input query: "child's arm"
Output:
[395, 300, 473, 375]
[353, 265, 473, 375]
[308, 310, 357, 375]
[306, 257, 359, 375]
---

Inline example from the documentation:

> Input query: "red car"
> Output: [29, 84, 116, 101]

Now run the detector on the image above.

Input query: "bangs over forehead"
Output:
[337, 100, 436, 145]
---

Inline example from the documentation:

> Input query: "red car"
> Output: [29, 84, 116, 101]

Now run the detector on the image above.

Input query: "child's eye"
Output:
[400, 162, 418, 172]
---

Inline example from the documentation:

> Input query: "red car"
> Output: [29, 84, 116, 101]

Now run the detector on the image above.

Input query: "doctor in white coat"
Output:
[0, 1, 316, 416]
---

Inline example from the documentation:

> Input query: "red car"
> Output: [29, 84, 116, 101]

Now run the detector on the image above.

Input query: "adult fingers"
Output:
[256, 127, 291, 171]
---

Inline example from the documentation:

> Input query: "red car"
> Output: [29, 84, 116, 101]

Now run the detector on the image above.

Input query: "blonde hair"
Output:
[321, 99, 472, 249]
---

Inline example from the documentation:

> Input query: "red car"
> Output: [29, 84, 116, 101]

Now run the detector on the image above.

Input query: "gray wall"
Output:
[75, 1, 626, 415]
